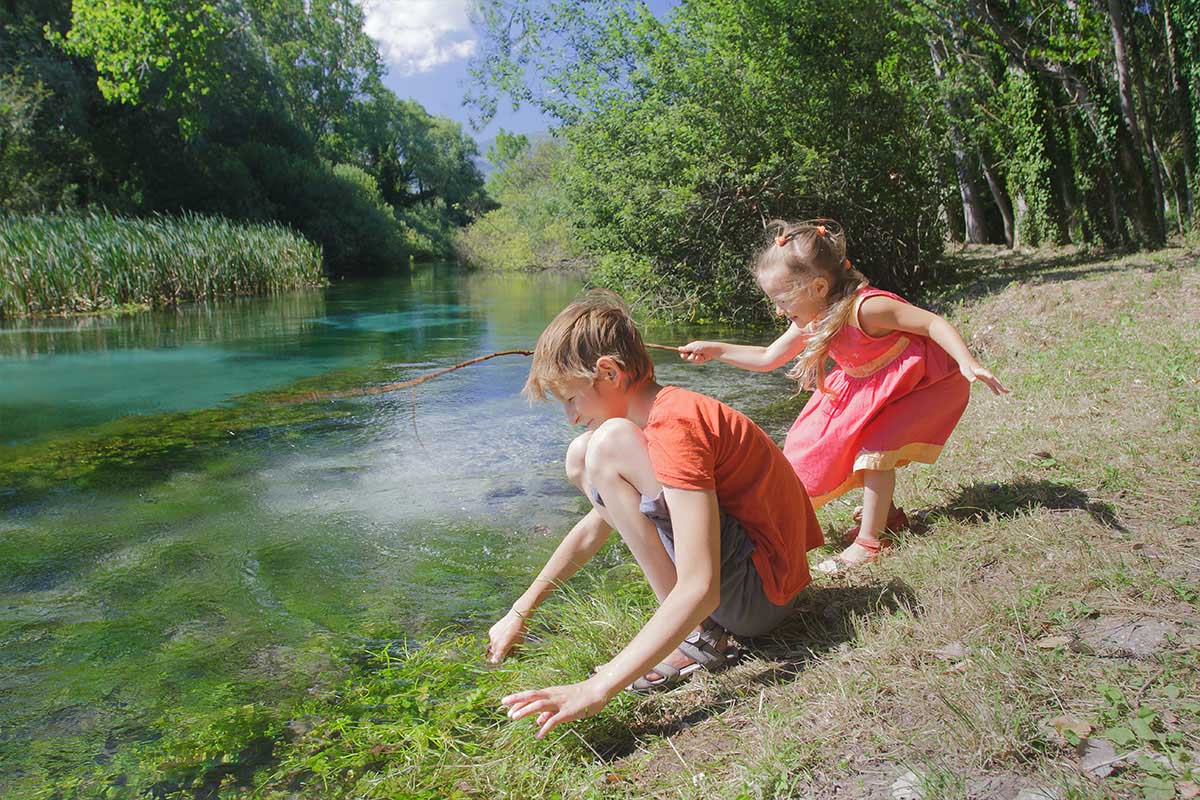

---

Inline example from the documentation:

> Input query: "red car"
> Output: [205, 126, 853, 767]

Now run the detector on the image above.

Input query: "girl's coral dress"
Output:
[783, 288, 970, 507]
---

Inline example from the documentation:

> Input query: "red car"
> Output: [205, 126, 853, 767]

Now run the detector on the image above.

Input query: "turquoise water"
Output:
[0, 266, 793, 793]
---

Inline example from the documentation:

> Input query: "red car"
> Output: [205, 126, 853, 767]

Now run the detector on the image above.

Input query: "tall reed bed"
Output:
[0, 212, 326, 317]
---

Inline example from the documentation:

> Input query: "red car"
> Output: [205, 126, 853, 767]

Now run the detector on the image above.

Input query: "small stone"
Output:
[286, 718, 316, 738]
[1178, 781, 1200, 799]
[933, 641, 967, 661]
[891, 769, 924, 800]
[1076, 617, 1177, 659]
[1036, 635, 1072, 649]
[965, 775, 1031, 797]
[1016, 789, 1062, 800]
[1079, 737, 1120, 778]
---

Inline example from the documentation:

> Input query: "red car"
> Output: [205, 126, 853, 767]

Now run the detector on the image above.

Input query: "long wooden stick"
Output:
[279, 343, 682, 404]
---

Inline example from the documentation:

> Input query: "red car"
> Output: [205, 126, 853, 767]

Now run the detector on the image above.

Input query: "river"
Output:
[0, 266, 794, 790]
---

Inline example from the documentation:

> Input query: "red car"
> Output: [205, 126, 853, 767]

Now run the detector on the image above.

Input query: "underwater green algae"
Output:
[0, 270, 805, 798]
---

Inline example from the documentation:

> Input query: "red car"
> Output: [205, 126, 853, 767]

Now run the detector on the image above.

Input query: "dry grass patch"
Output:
[601, 246, 1200, 799]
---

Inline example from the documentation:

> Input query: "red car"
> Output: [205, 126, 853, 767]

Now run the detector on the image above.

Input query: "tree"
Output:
[243, 0, 382, 155]
[48, 0, 237, 138]
[469, 0, 949, 320]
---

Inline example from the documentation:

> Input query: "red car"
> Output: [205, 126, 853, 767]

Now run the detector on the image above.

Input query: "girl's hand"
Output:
[486, 609, 528, 664]
[502, 677, 613, 739]
[960, 361, 1009, 395]
[678, 341, 724, 364]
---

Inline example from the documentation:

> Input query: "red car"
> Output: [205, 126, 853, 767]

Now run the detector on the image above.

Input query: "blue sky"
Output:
[364, 0, 678, 144]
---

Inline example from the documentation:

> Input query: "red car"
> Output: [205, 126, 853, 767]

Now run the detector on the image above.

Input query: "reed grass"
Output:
[0, 212, 326, 317]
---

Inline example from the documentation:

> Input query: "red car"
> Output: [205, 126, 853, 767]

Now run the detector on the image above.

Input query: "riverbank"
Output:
[0, 213, 326, 318]
[7, 244, 1198, 799]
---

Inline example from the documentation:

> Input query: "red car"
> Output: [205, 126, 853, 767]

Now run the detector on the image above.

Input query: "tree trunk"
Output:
[1165, 0, 1195, 223]
[952, 138, 991, 244]
[929, 38, 991, 243]
[1105, 175, 1123, 245]
[1109, 0, 1164, 244]
[1044, 84, 1083, 242]
[979, 148, 1015, 247]
[1129, 4, 1168, 239]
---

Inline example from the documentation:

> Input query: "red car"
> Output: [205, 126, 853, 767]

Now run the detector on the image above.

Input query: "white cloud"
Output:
[359, 0, 478, 75]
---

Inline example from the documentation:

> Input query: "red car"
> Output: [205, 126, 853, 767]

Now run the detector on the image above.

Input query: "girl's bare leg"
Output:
[819, 468, 896, 571]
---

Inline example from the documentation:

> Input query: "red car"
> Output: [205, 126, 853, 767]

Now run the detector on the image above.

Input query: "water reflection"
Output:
[0, 268, 584, 445]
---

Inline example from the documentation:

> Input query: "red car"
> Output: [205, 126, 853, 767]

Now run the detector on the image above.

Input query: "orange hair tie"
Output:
[775, 235, 789, 247]
[844, 258, 853, 271]
[815, 224, 827, 237]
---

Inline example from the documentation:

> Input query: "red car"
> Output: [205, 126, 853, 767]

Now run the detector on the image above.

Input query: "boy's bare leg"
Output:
[578, 420, 730, 680]
[574, 420, 676, 600]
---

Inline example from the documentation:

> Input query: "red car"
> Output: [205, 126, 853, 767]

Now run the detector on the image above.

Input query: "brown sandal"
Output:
[629, 621, 740, 692]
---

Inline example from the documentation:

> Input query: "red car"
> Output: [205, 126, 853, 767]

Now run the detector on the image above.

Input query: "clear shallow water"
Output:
[0, 266, 795, 790]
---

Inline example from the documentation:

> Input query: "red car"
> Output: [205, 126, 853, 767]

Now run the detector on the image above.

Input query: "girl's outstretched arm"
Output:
[859, 296, 1009, 395]
[679, 322, 810, 372]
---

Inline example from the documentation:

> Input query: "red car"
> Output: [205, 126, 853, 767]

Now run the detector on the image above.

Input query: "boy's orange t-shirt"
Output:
[643, 385, 822, 605]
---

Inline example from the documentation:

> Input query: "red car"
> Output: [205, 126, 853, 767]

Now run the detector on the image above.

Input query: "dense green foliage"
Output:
[454, 135, 585, 271]
[465, 0, 1199, 321]
[0, 0, 487, 278]
[0, 213, 324, 316]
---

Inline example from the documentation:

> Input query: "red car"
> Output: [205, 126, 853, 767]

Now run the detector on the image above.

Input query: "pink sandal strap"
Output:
[850, 534, 887, 555]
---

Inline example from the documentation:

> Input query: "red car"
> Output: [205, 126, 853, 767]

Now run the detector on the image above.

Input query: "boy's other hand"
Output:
[679, 341, 723, 364]
[502, 677, 613, 739]
[486, 609, 528, 663]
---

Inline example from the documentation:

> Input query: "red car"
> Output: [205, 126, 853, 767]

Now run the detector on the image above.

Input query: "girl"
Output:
[679, 219, 1007, 572]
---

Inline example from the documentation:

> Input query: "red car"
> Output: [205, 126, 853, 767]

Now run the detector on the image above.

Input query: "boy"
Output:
[489, 291, 821, 739]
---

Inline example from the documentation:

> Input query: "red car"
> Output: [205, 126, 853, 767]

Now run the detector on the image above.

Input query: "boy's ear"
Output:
[594, 355, 621, 384]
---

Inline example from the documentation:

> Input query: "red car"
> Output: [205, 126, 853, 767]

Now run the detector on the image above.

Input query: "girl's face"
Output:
[758, 266, 829, 326]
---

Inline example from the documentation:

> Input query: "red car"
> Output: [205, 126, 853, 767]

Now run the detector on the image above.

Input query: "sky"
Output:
[363, 0, 679, 146]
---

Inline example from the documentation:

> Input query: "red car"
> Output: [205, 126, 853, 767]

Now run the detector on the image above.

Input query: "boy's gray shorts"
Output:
[590, 488, 800, 637]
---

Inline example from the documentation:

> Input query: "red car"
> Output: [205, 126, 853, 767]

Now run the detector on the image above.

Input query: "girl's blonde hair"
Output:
[753, 219, 869, 394]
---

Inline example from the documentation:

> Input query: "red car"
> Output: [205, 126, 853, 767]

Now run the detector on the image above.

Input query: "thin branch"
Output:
[279, 343, 682, 404]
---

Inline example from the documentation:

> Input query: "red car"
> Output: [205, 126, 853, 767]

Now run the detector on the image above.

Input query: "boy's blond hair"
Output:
[522, 289, 655, 401]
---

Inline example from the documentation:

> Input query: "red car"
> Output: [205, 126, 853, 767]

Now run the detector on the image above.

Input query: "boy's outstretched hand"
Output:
[486, 609, 527, 664]
[502, 678, 613, 739]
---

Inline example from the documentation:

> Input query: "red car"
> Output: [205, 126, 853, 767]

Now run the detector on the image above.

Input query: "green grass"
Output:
[7, 244, 1200, 799]
[0, 212, 326, 317]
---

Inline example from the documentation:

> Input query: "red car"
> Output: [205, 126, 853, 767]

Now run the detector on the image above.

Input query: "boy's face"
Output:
[552, 362, 628, 430]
